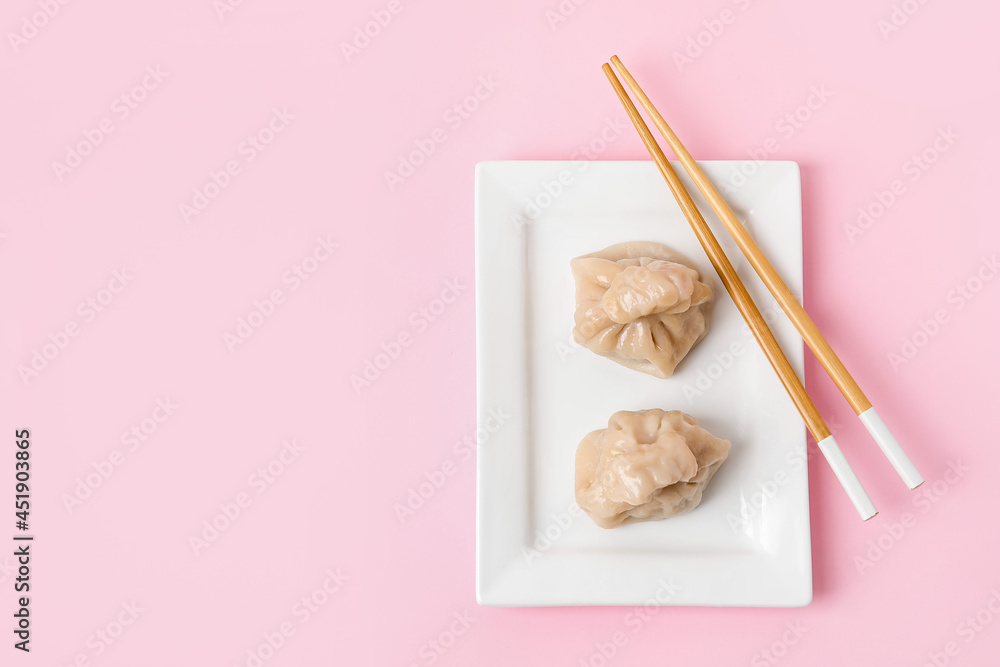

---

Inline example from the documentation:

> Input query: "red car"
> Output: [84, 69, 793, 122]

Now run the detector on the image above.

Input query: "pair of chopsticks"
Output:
[603, 56, 923, 521]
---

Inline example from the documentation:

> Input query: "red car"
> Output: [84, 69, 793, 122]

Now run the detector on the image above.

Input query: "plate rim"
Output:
[475, 159, 812, 608]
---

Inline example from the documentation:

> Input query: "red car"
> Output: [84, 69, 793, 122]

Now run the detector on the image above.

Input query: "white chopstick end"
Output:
[859, 407, 924, 490]
[817, 435, 878, 521]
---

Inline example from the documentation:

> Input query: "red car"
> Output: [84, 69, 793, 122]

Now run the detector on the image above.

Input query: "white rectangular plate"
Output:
[475, 160, 811, 607]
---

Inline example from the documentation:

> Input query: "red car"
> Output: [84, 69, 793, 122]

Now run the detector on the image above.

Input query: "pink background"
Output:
[2, 0, 999, 665]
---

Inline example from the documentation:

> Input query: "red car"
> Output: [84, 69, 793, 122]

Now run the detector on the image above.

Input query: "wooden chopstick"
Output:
[603, 63, 877, 521]
[610, 55, 923, 491]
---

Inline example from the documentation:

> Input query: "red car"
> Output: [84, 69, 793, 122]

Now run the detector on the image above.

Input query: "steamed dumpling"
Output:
[571, 242, 713, 378]
[575, 409, 730, 529]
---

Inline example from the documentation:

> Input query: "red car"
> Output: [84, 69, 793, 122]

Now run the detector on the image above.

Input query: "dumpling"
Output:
[575, 409, 730, 529]
[571, 242, 713, 378]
